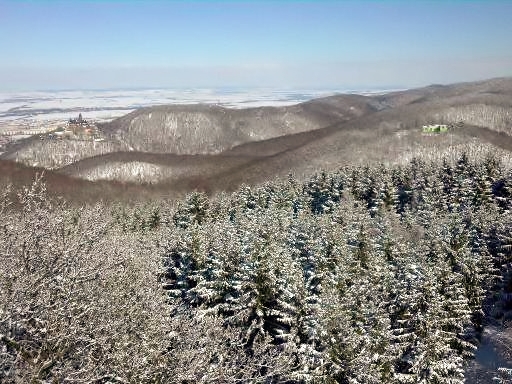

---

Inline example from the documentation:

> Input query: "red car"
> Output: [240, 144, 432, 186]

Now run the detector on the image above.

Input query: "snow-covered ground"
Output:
[0, 87, 398, 134]
[0, 88, 341, 124]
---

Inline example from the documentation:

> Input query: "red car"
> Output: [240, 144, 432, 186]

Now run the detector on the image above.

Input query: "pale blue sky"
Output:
[1, 0, 511, 90]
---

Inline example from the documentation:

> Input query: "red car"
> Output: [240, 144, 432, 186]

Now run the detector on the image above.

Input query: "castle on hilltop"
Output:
[68, 113, 95, 136]
[69, 113, 87, 127]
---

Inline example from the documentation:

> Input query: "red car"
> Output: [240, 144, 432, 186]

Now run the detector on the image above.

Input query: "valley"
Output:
[1, 77, 512, 203]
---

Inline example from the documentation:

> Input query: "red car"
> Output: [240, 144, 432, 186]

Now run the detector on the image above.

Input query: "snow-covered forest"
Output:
[1, 148, 512, 383]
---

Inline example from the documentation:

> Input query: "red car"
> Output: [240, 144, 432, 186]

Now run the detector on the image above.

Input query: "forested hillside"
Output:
[3, 78, 512, 182]
[1, 147, 512, 383]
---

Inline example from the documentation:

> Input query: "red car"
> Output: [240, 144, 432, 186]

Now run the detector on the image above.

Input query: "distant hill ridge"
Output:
[98, 93, 380, 154]
[2, 77, 512, 201]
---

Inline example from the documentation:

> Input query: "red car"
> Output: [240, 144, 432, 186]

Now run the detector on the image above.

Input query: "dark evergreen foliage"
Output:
[161, 151, 512, 382]
[2, 151, 512, 382]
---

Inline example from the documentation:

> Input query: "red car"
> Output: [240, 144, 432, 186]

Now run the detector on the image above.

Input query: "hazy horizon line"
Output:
[2, 75, 510, 94]
[0, 84, 408, 93]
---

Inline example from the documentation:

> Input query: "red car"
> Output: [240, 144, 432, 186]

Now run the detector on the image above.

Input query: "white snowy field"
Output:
[0, 88, 340, 124]
[0, 87, 398, 134]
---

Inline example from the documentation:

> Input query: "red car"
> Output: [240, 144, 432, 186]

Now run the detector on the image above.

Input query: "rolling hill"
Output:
[97, 93, 381, 154]
[2, 77, 512, 202]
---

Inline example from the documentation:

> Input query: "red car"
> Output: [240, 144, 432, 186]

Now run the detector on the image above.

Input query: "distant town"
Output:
[0, 113, 104, 153]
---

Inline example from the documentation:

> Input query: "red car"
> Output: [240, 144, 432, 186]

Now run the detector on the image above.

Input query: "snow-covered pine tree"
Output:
[161, 226, 207, 305]
[305, 171, 343, 214]
[319, 200, 395, 383]
[173, 191, 210, 229]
